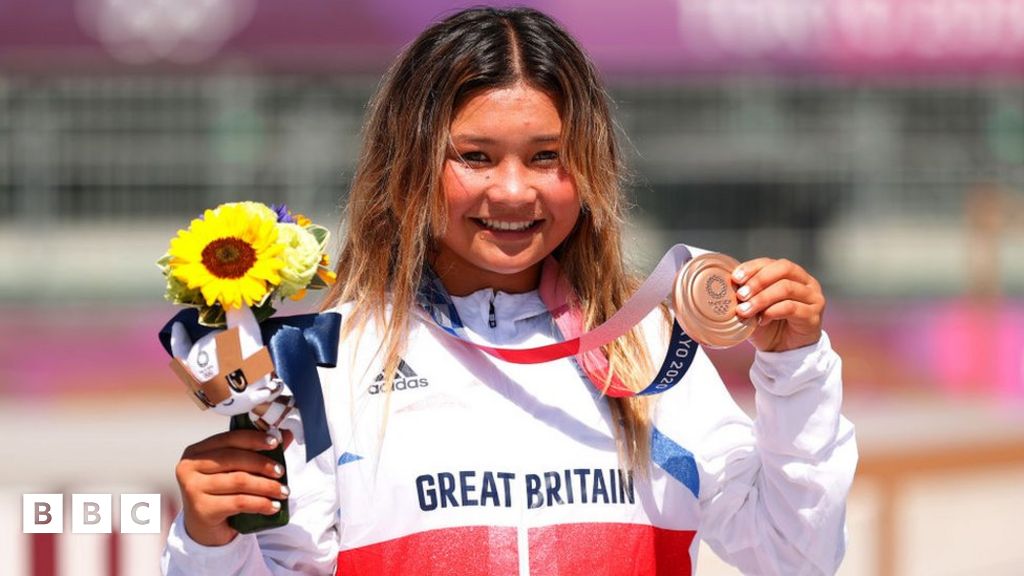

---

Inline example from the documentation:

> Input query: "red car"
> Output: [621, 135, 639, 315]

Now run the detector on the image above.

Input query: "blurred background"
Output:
[1, 0, 1022, 574]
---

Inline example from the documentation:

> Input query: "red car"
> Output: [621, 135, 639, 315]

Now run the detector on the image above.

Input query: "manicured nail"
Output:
[732, 268, 746, 282]
[273, 464, 284, 477]
[280, 485, 291, 498]
[265, 435, 278, 447]
[737, 302, 752, 314]
[270, 500, 281, 511]
[737, 285, 751, 300]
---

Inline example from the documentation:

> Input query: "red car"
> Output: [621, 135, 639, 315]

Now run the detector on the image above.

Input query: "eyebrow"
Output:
[451, 134, 561, 145]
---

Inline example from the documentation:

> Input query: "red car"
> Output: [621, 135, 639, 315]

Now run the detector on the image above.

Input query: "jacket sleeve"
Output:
[161, 412, 340, 576]
[657, 332, 857, 575]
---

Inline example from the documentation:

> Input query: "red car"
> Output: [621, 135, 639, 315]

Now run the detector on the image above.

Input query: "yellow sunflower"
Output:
[168, 202, 285, 310]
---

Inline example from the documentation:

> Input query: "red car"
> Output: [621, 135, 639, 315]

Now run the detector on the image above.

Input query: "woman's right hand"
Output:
[175, 429, 293, 546]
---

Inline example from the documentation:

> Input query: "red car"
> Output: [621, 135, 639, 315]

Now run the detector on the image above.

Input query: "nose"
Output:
[488, 158, 536, 203]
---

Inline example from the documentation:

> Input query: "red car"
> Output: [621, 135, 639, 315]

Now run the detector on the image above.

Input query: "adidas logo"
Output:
[368, 359, 430, 395]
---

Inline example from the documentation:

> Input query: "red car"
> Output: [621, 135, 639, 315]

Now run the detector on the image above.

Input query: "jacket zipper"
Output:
[488, 294, 497, 328]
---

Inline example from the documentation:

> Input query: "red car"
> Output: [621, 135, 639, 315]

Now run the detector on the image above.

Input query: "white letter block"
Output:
[120, 494, 161, 534]
[72, 494, 111, 534]
[23, 494, 63, 534]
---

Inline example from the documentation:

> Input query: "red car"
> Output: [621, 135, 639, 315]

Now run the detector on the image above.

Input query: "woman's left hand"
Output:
[731, 257, 825, 353]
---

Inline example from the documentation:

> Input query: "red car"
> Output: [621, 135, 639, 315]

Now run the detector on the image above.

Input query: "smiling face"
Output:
[432, 83, 580, 296]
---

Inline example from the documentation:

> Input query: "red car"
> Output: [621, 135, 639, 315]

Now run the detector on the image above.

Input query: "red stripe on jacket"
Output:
[337, 523, 695, 575]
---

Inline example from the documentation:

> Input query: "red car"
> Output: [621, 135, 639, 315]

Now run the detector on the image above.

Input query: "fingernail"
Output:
[265, 435, 278, 447]
[737, 302, 752, 315]
[280, 485, 291, 498]
[733, 268, 746, 282]
[273, 464, 284, 477]
[271, 500, 281, 511]
[737, 285, 751, 300]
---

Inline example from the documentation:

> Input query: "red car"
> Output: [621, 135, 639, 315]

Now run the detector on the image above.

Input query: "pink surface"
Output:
[0, 0, 1022, 75]
[905, 300, 1024, 397]
[0, 306, 178, 397]
[1, 299, 1021, 400]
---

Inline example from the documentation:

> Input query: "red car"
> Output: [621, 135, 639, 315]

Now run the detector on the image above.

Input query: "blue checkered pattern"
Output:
[416, 266, 464, 337]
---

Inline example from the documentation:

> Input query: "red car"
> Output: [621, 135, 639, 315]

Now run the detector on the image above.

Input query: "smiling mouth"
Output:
[473, 218, 542, 232]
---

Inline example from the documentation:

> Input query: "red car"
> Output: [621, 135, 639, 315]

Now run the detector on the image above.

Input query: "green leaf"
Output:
[308, 274, 328, 289]
[307, 225, 330, 247]
[198, 306, 227, 328]
[253, 302, 277, 323]
[164, 274, 203, 306]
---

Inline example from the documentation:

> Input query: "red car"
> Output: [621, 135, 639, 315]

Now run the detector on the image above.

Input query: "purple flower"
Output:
[271, 203, 295, 223]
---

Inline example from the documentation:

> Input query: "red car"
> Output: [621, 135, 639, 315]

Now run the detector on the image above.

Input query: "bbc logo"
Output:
[23, 494, 161, 534]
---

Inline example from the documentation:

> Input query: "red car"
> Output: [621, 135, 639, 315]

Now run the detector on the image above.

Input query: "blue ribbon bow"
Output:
[158, 309, 340, 462]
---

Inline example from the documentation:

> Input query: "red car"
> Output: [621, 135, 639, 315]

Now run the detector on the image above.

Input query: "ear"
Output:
[169, 321, 193, 360]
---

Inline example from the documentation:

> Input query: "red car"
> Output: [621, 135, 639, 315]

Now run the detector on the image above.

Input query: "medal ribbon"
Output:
[416, 244, 700, 397]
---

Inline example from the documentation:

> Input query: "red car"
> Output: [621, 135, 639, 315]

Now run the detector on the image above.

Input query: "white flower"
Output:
[275, 223, 322, 299]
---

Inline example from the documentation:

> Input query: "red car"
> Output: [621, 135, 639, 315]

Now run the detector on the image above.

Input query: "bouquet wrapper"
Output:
[224, 307, 289, 534]
[228, 414, 289, 533]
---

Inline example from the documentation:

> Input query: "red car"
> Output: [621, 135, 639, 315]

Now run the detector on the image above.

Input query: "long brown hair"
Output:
[322, 7, 657, 470]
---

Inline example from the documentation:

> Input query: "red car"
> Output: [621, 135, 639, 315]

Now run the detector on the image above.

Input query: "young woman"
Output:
[163, 7, 856, 575]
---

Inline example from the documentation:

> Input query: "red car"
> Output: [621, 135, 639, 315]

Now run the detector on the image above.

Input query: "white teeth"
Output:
[480, 219, 535, 231]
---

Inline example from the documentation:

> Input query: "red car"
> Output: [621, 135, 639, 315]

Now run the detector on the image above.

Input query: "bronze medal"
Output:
[673, 253, 755, 349]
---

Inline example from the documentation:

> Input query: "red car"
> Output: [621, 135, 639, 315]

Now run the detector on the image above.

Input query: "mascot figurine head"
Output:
[168, 307, 288, 420]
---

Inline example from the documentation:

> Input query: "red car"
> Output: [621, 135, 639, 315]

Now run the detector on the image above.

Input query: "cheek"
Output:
[546, 173, 580, 223]
[441, 163, 475, 219]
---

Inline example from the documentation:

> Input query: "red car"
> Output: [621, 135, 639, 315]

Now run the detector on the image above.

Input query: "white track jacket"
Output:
[163, 281, 857, 575]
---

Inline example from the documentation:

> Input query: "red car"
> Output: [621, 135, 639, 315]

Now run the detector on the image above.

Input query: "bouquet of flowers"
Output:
[158, 201, 335, 327]
[156, 201, 338, 533]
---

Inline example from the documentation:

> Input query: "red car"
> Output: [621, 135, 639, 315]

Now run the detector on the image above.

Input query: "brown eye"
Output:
[533, 150, 559, 165]
[460, 151, 489, 165]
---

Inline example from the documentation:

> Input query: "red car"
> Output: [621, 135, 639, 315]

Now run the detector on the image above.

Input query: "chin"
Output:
[481, 261, 536, 276]
[478, 251, 545, 274]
